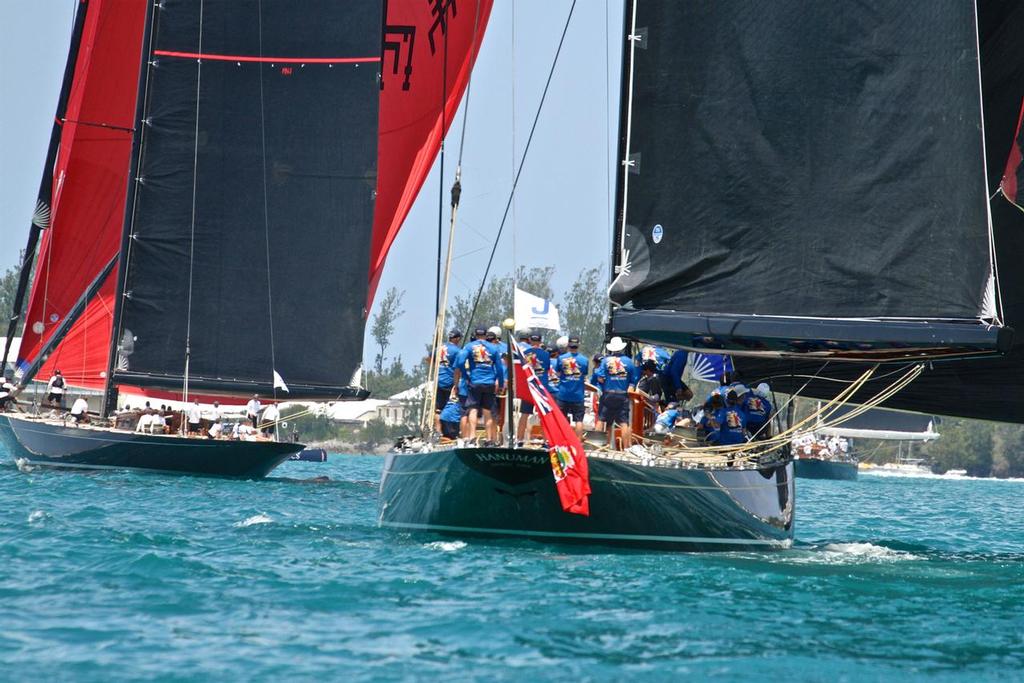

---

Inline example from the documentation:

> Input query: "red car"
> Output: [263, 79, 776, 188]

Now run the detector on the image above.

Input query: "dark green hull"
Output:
[378, 447, 795, 551]
[0, 414, 300, 479]
[794, 457, 858, 481]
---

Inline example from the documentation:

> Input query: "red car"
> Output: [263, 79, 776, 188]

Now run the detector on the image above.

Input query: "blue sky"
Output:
[0, 1, 624, 371]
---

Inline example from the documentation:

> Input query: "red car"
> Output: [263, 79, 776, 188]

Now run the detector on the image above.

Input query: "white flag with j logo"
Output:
[514, 288, 561, 331]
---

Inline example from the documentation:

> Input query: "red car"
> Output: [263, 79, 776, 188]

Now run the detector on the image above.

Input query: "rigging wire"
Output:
[182, 0, 206, 411]
[461, 0, 578, 335]
[510, 0, 517, 295]
[256, 0, 279, 403]
[435, 17, 450, 321]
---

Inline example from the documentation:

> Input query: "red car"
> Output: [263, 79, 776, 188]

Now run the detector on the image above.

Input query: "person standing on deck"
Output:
[246, 394, 261, 428]
[593, 337, 638, 448]
[554, 336, 588, 437]
[45, 369, 65, 409]
[452, 327, 505, 445]
[261, 403, 280, 440]
[516, 333, 551, 445]
[434, 329, 463, 433]
[187, 399, 202, 435]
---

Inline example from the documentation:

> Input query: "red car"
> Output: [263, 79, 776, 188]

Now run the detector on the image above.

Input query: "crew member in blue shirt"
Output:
[654, 402, 684, 436]
[743, 382, 774, 440]
[439, 398, 463, 440]
[661, 349, 693, 403]
[554, 336, 589, 436]
[635, 344, 671, 373]
[434, 328, 462, 433]
[593, 336, 638, 448]
[717, 398, 749, 465]
[452, 327, 505, 444]
[698, 394, 725, 444]
[516, 333, 551, 445]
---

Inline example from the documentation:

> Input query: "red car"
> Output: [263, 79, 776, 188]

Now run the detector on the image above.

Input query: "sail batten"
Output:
[610, 1, 1000, 353]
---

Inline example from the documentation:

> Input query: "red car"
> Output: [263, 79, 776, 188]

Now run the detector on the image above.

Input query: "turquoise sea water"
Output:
[1, 454, 1022, 682]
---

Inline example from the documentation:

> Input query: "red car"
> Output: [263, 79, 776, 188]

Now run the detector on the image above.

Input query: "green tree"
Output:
[560, 265, 608, 360]
[0, 253, 24, 336]
[924, 418, 994, 476]
[991, 424, 1024, 478]
[370, 287, 405, 373]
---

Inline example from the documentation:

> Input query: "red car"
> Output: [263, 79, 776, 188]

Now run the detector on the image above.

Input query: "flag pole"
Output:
[502, 317, 517, 448]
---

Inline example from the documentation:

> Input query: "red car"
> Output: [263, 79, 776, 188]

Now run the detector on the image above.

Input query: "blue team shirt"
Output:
[656, 408, 683, 428]
[742, 393, 772, 430]
[437, 341, 461, 389]
[594, 354, 638, 393]
[699, 409, 722, 445]
[523, 345, 551, 390]
[439, 399, 463, 424]
[635, 345, 672, 372]
[661, 349, 689, 393]
[717, 406, 748, 445]
[457, 340, 505, 387]
[554, 352, 588, 403]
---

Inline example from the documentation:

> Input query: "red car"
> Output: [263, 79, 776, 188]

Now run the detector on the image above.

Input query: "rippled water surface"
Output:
[1, 453, 1022, 681]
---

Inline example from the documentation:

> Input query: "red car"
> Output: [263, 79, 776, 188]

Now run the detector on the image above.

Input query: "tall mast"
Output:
[100, 0, 157, 417]
[2, 2, 90, 369]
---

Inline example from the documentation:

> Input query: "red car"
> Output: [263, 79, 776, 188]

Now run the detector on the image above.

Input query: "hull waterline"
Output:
[378, 447, 795, 552]
[0, 414, 300, 479]
[794, 457, 859, 481]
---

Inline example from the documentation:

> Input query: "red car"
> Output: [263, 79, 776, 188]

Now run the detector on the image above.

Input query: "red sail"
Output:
[1002, 98, 1024, 209]
[368, 0, 494, 307]
[16, 0, 147, 387]
[36, 273, 116, 390]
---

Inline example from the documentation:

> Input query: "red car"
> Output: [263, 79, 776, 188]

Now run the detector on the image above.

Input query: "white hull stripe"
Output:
[383, 468, 784, 492]
[379, 520, 791, 546]
[13, 460, 220, 476]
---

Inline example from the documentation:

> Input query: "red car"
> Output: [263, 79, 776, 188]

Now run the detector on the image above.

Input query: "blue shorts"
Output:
[598, 392, 630, 426]
[520, 400, 535, 415]
[465, 384, 497, 413]
[440, 420, 460, 438]
[557, 400, 585, 423]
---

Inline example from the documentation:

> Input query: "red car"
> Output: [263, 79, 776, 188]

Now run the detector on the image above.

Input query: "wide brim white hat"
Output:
[606, 336, 627, 352]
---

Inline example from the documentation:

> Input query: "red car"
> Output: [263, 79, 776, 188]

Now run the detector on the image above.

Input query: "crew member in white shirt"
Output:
[207, 400, 223, 439]
[70, 396, 90, 424]
[45, 369, 66, 408]
[246, 394, 261, 428]
[261, 403, 280, 439]
[187, 399, 203, 435]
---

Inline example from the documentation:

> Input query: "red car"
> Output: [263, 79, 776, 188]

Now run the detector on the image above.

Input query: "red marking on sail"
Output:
[18, 0, 147, 388]
[153, 50, 380, 64]
[367, 0, 494, 308]
[513, 342, 591, 516]
[1001, 97, 1024, 210]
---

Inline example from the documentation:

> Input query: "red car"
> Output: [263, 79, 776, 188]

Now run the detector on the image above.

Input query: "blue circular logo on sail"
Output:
[652, 224, 664, 244]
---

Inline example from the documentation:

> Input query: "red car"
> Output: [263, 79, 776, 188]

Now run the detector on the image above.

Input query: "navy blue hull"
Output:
[0, 415, 300, 479]
[378, 448, 795, 551]
[794, 457, 859, 481]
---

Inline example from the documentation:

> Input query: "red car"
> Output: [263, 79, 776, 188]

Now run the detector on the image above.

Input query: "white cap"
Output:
[755, 383, 771, 398]
[487, 325, 502, 337]
[556, 335, 569, 350]
[606, 336, 627, 352]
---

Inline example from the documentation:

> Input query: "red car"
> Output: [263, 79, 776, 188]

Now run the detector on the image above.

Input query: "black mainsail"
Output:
[610, 1, 1011, 361]
[735, 1, 1024, 423]
[109, 0, 381, 400]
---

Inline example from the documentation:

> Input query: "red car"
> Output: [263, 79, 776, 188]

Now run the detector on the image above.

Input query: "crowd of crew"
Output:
[432, 328, 776, 449]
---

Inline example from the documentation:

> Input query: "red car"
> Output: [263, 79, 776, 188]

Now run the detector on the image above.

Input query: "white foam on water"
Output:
[14, 458, 33, 473]
[235, 513, 273, 527]
[819, 542, 922, 563]
[424, 540, 467, 552]
[27, 510, 47, 524]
